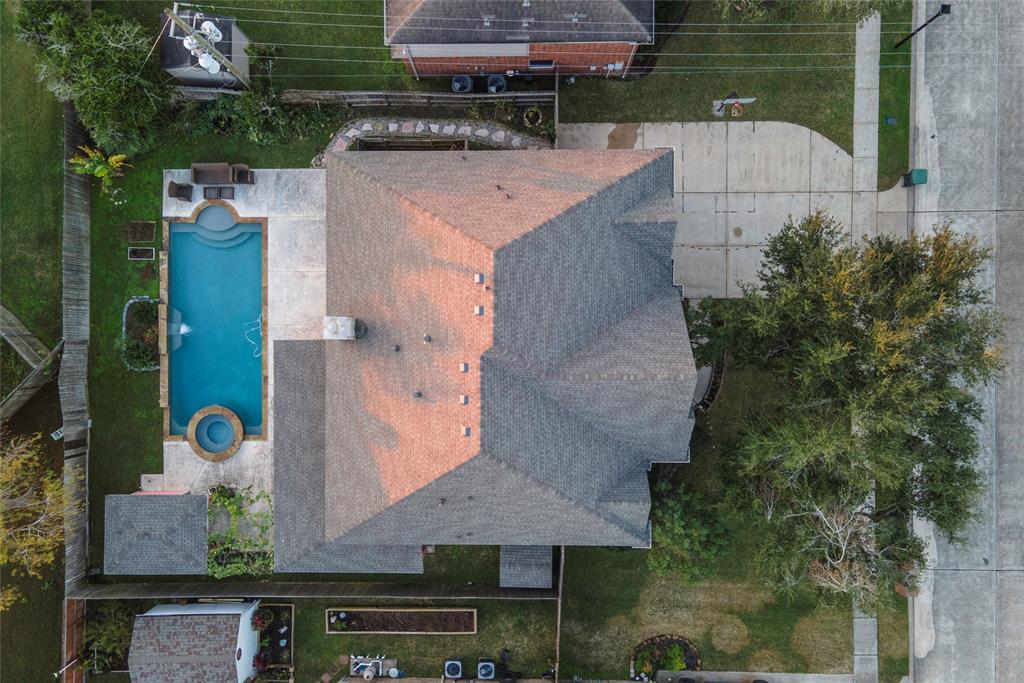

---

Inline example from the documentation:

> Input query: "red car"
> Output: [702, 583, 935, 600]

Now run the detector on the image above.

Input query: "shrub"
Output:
[68, 145, 131, 194]
[662, 644, 687, 672]
[208, 485, 274, 579]
[79, 602, 135, 672]
[647, 480, 729, 583]
[120, 337, 157, 371]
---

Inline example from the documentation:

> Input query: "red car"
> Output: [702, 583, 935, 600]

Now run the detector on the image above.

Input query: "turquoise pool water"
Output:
[168, 205, 263, 436]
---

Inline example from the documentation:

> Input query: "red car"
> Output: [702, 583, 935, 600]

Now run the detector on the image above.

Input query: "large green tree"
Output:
[20, 7, 169, 154]
[690, 212, 1000, 606]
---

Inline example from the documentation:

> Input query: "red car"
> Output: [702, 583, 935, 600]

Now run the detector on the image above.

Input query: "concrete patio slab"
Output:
[725, 245, 766, 295]
[267, 216, 326, 273]
[162, 439, 273, 495]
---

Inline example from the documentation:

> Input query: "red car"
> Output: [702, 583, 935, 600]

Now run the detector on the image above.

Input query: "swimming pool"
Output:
[167, 204, 264, 437]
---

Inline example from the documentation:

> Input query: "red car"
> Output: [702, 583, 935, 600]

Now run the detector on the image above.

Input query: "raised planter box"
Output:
[325, 607, 477, 635]
[128, 247, 156, 260]
[254, 603, 295, 674]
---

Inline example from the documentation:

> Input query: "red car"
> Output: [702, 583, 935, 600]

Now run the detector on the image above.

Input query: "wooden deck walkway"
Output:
[0, 303, 50, 366]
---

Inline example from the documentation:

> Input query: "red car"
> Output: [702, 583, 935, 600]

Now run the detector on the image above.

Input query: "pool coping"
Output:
[160, 199, 269, 444]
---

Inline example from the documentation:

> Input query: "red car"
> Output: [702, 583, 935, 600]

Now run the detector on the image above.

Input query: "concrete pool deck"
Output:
[157, 168, 327, 495]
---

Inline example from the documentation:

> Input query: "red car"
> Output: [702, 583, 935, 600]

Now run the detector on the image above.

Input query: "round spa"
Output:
[186, 405, 244, 461]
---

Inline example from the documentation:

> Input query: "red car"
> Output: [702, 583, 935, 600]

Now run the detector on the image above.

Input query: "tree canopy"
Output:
[1, 432, 73, 610]
[18, 6, 169, 154]
[690, 212, 1001, 606]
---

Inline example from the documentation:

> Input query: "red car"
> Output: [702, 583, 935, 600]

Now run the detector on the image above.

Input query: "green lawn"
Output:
[559, 367, 853, 677]
[559, 1, 857, 152]
[0, 383, 67, 683]
[1, 343, 32, 398]
[294, 599, 557, 681]
[877, 1, 914, 190]
[0, 3, 64, 387]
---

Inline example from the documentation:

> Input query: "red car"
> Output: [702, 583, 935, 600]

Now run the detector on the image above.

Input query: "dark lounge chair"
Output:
[231, 164, 255, 185]
[167, 181, 193, 201]
[190, 162, 232, 184]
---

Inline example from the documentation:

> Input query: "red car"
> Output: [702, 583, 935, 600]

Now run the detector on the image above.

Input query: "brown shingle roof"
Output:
[274, 150, 695, 572]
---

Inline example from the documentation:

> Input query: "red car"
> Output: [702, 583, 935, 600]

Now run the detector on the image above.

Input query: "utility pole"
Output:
[893, 3, 952, 49]
[163, 7, 251, 89]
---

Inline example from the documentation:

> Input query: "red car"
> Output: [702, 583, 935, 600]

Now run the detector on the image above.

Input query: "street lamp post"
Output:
[893, 4, 952, 49]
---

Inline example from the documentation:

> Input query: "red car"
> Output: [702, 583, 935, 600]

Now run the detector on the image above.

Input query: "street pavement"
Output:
[909, 1, 1024, 682]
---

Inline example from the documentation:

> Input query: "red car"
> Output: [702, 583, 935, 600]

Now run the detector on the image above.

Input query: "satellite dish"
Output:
[200, 20, 223, 43]
[198, 52, 221, 74]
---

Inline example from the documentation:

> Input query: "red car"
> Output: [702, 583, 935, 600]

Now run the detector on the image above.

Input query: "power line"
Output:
[247, 47, 922, 60]
[254, 64, 926, 78]
[203, 2, 913, 27]
[196, 13, 915, 36]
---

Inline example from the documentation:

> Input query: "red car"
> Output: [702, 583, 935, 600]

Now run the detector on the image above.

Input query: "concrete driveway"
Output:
[558, 121, 894, 298]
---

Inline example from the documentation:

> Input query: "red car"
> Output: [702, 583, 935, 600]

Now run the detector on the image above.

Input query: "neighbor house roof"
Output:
[128, 613, 239, 683]
[273, 150, 696, 573]
[104, 494, 208, 575]
[385, 0, 654, 45]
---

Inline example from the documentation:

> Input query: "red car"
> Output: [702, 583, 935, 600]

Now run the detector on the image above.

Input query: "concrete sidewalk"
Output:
[909, 1, 1024, 682]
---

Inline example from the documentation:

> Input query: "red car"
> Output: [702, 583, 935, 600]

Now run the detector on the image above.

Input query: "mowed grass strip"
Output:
[877, 0, 913, 190]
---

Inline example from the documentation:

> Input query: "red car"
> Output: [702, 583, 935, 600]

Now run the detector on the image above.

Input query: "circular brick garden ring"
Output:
[186, 405, 243, 462]
[629, 634, 701, 679]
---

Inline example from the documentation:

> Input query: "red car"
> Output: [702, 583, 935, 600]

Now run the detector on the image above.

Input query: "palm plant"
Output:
[68, 145, 131, 193]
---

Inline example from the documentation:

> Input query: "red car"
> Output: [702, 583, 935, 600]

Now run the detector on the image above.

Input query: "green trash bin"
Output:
[903, 168, 928, 187]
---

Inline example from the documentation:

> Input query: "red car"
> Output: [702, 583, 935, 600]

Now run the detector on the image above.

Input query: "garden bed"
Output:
[254, 603, 295, 674]
[631, 635, 701, 678]
[120, 296, 158, 372]
[325, 608, 477, 635]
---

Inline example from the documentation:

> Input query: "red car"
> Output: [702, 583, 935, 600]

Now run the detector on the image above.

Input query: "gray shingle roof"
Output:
[128, 613, 239, 683]
[272, 150, 695, 573]
[104, 495, 208, 575]
[386, 0, 654, 45]
[500, 546, 553, 588]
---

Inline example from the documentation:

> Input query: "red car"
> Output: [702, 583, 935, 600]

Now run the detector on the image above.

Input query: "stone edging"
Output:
[325, 117, 552, 156]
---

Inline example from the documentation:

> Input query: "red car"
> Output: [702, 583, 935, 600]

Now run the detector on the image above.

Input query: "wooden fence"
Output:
[173, 86, 556, 108]
[280, 89, 556, 107]
[0, 340, 63, 421]
[59, 102, 91, 597]
[67, 580, 557, 601]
